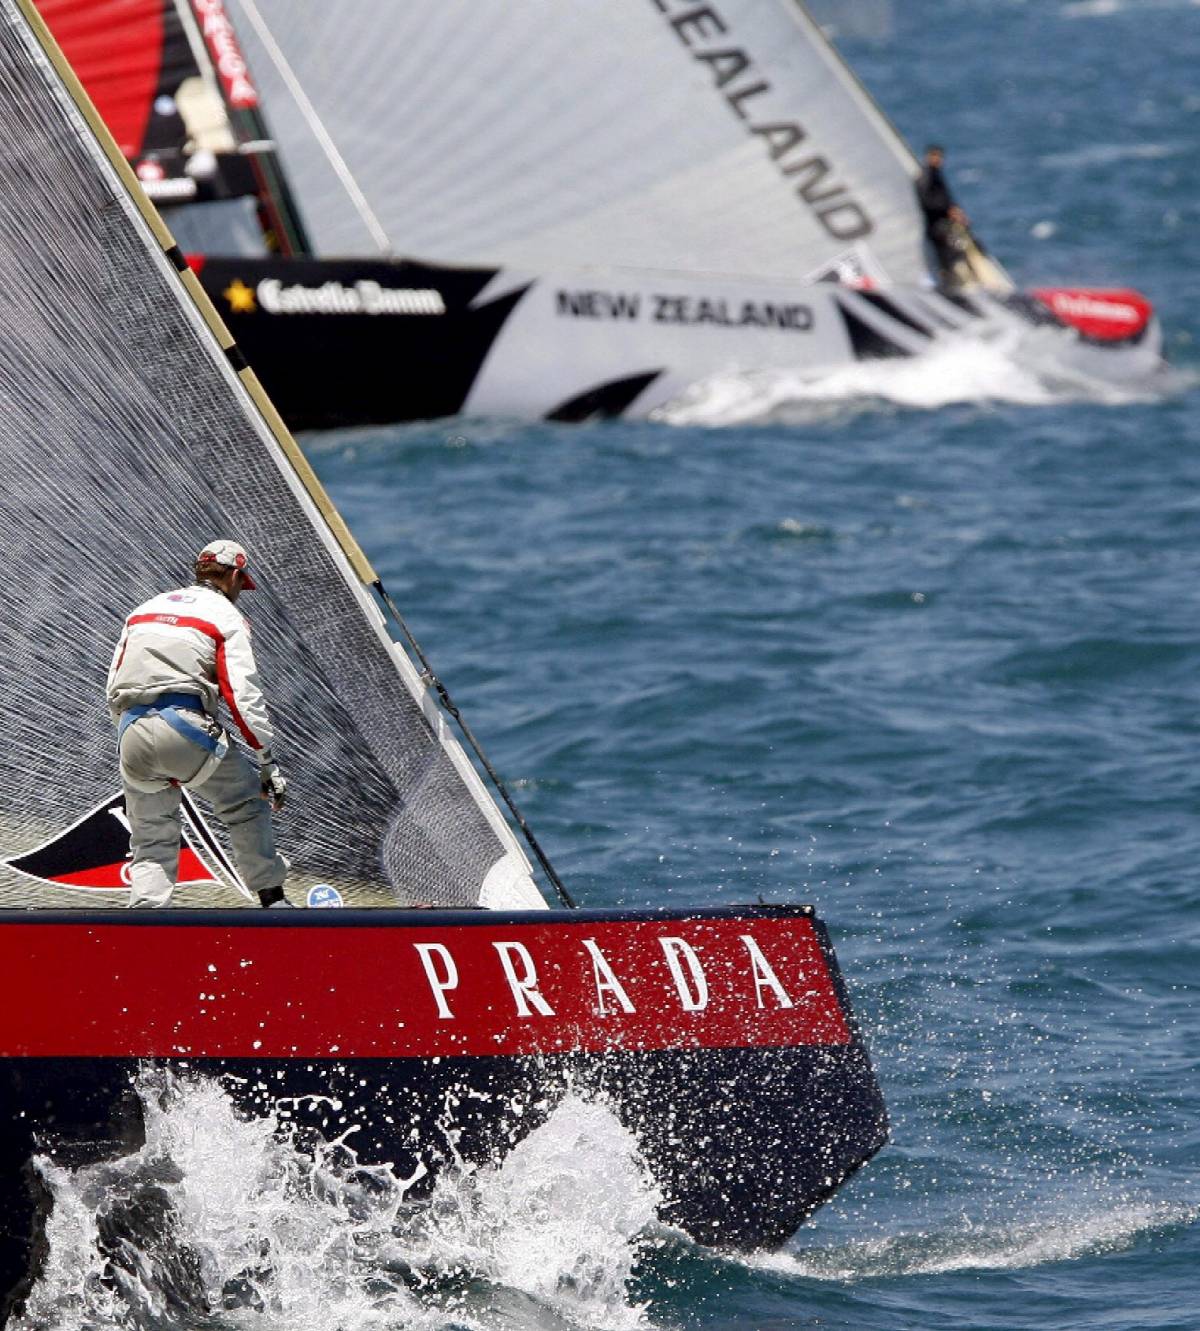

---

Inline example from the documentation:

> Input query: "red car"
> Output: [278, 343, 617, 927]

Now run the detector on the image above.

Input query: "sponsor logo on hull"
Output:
[222, 278, 447, 317]
[0, 912, 851, 1058]
[1031, 287, 1152, 342]
[556, 288, 814, 331]
[136, 170, 199, 203]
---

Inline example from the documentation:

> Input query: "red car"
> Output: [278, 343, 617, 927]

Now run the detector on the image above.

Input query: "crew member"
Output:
[106, 539, 292, 909]
[915, 144, 970, 285]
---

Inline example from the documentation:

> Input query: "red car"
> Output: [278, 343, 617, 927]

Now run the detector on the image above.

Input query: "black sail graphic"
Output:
[3, 791, 243, 894]
[0, 0, 543, 911]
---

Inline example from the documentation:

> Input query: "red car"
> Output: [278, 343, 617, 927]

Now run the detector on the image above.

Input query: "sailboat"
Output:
[0, 0, 886, 1317]
[35, 0, 1163, 430]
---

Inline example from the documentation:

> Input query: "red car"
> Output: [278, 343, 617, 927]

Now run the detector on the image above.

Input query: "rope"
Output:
[230, 0, 393, 256]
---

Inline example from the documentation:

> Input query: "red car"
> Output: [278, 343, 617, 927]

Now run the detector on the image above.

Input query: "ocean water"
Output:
[20, 0, 1200, 1328]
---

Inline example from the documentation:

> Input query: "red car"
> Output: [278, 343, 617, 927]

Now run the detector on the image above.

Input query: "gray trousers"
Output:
[119, 713, 286, 907]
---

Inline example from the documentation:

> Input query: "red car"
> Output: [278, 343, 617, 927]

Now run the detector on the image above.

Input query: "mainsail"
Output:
[226, 0, 933, 284]
[0, 0, 546, 911]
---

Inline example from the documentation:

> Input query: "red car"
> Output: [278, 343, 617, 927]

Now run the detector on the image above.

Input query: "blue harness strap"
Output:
[117, 693, 221, 754]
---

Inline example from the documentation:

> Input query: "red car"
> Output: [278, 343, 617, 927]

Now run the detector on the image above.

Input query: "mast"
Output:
[175, 0, 311, 255]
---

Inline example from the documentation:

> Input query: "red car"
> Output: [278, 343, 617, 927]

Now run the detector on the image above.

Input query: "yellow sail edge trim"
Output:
[12, 0, 378, 587]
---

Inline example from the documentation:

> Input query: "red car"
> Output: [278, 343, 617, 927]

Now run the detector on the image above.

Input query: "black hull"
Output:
[0, 905, 887, 1319]
[191, 255, 1164, 429]
[194, 255, 517, 428]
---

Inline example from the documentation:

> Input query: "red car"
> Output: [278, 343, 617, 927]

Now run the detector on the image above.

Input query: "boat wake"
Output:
[13, 1072, 661, 1331]
[734, 1197, 1199, 1282]
[1064, 0, 1200, 18]
[653, 334, 1182, 428]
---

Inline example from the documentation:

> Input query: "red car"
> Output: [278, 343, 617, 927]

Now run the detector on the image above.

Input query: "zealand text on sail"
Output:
[650, 0, 873, 242]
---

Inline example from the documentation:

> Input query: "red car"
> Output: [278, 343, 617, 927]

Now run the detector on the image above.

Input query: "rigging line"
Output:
[372, 579, 577, 910]
[229, 0, 393, 256]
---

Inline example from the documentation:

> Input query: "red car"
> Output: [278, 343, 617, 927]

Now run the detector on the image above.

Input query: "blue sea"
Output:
[23, 1, 1200, 1328]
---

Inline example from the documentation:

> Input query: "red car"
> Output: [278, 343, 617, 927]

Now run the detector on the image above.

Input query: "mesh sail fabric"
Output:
[0, 0, 542, 910]
[228, 0, 930, 283]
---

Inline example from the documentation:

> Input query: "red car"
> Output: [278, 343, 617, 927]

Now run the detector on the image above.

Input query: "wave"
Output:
[13, 1072, 661, 1331]
[740, 1199, 1199, 1281]
[1064, 0, 1200, 17]
[1040, 141, 1187, 168]
[650, 334, 1161, 428]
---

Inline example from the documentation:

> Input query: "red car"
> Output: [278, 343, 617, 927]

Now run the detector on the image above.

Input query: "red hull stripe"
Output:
[0, 915, 851, 1059]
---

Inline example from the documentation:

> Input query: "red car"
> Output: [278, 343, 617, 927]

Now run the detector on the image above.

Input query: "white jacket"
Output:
[106, 583, 276, 757]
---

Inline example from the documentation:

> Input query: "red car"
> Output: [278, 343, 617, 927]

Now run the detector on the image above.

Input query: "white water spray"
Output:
[653, 331, 1173, 428]
[12, 1073, 662, 1331]
[739, 1197, 1200, 1282]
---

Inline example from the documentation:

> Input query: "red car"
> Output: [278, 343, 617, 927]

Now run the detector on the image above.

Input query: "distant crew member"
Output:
[106, 539, 292, 909]
[915, 144, 971, 286]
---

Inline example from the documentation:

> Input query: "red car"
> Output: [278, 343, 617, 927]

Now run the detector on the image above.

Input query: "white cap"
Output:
[197, 539, 256, 590]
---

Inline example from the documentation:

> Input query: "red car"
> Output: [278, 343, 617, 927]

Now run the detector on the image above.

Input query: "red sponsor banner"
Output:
[0, 913, 850, 1059]
[1031, 287, 1152, 343]
[38, 0, 167, 158]
[189, 0, 258, 108]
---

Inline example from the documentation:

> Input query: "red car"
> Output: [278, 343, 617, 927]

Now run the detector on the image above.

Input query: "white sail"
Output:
[0, 0, 545, 910]
[227, 0, 932, 284]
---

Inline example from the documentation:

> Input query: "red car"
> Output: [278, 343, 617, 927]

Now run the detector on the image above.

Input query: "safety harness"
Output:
[117, 691, 228, 763]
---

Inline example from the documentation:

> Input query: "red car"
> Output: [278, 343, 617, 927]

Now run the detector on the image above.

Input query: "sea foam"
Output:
[650, 332, 1162, 429]
[13, 1071, 661, 1331]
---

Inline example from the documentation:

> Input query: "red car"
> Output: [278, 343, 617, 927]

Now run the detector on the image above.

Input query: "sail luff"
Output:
[222, 332, 379, 585]
[17, 0, 377, 585]
[785, 0, 919, 175]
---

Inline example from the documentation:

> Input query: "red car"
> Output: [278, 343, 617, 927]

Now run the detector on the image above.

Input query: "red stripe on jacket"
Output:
[124, 612, 262, 750]
[215, 639, 261, 750]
